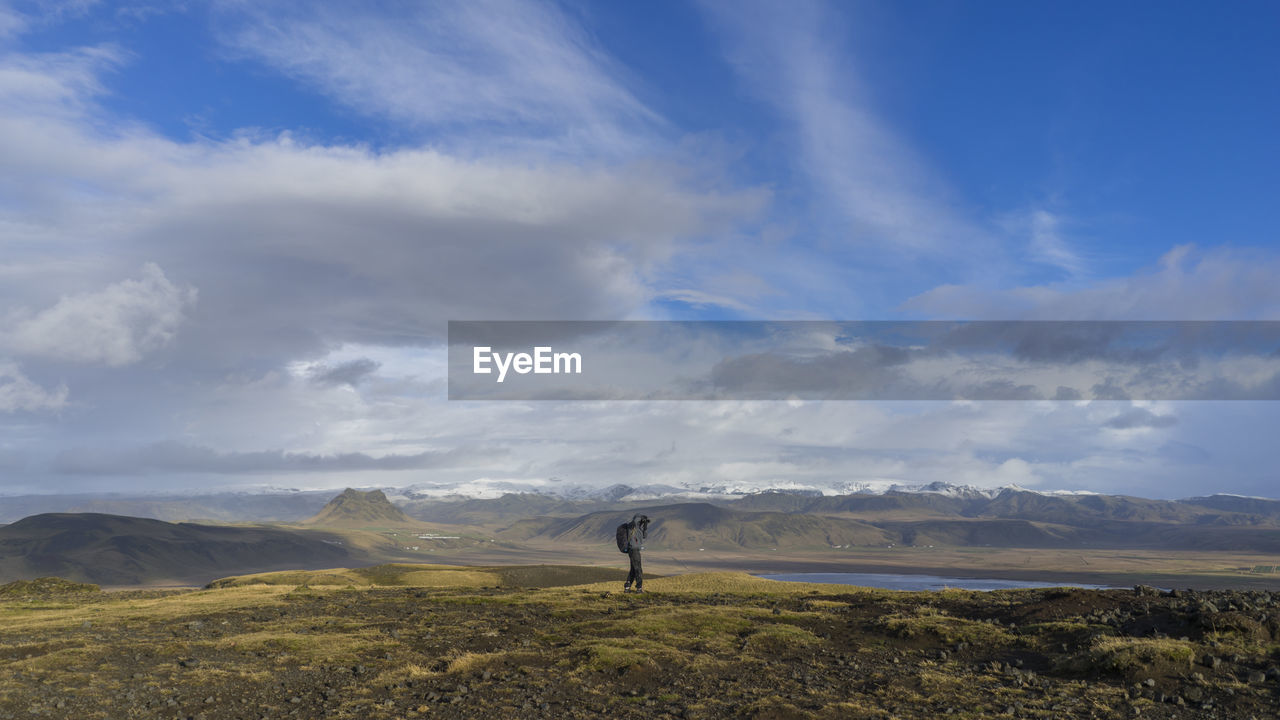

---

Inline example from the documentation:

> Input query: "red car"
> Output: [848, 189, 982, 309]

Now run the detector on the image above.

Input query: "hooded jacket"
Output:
[617, 514, 649, 552]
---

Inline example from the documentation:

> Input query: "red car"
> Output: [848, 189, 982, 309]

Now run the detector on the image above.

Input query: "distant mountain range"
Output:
[389, 479, 1015, 504]
[5, 483, 1280, 586]
[4, 481, 1280, 528]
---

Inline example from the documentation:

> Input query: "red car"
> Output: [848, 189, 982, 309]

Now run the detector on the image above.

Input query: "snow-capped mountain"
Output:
[387, 479, 1023, 504]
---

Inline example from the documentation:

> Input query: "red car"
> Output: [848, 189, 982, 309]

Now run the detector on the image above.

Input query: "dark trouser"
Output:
[626, 548, 643, 589]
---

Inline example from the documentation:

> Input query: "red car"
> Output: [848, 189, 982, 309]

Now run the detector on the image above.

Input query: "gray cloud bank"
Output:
[310, 358, 381, 388]
[52, 442, 483, 476]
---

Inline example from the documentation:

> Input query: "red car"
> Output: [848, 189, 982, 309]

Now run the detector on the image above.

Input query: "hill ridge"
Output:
[0, 512, 361, 585]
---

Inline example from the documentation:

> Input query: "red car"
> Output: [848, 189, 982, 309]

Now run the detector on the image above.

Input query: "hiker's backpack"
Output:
[615, 522, 630, 553]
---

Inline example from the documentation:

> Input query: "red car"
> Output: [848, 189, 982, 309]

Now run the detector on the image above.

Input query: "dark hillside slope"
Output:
[874, 519, 1084, 548]
[0, 513, 362, 585]
[0, 491, 335, 524]
[401, 493, 623, 526]
[498, 502, 891, 550]
[981, 490, 1207, 526]
[804, 491, 977, 518]
[499, 496, 1280, 553]
[1181, 494, 1280, 521]
[728, 490, 824, 513]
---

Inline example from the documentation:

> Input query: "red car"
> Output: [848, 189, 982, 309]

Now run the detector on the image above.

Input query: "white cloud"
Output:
[0, 45, 765, 370]
[0, 44, 121, 117]
[215, 0, 658, 152]
[0, 32, 766, 482]
[0, 3, 26, 41]
[1022, 209, 1083, 277]
[0, 1, 102, 44]
[5, 263, 196, 366]
[906, 245, 1280, 320]
[0, 2, 1273, 503]
[699, 0, 989, 256]
[1103, 407, 1177, 430]
[0, 362, 67, 411]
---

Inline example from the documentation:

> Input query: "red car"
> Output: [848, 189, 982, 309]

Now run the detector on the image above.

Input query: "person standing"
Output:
[616, 514, 650, 592]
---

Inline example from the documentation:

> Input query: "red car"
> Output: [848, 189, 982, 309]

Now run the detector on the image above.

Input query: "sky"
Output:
[1, 0, 1278, 499]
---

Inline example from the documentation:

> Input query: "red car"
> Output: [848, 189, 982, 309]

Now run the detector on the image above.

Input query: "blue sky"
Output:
[1, 0, 1278, 498]
[11, 1, 1279, 307]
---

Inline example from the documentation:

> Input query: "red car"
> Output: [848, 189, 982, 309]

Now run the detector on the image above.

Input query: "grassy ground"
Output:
[2, 566, 1279, 719]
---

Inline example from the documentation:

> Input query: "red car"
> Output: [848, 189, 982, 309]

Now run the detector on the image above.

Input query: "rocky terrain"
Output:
[1, 566, 1279, 719]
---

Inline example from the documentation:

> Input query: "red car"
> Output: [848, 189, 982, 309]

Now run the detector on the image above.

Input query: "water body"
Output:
[758, 572, 1113, 592]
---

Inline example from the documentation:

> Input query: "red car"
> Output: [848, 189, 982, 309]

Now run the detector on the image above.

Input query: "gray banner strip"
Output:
[448, 321, 1280, 400]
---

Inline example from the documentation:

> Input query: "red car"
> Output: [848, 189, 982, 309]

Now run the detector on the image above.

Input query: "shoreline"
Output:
[416, 546, 1280, 591]
[662, 557, 1280, 591]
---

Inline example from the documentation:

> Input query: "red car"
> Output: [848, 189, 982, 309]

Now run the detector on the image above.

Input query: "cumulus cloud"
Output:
[0, 46, 765, 372]
[1103, 408, 1178, 430]
[0, 21, 767, 487]
[4, 263, 196, 366]
[0, 362, 68, 411]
